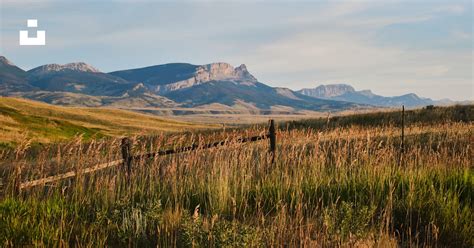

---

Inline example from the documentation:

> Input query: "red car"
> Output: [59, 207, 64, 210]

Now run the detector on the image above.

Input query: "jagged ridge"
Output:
[298, 84, 435, 107]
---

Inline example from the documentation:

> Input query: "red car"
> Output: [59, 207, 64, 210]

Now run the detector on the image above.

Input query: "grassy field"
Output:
[0, 105, 473, 247]
[286, 104, 473, 130]
[0, 97, 213, 148]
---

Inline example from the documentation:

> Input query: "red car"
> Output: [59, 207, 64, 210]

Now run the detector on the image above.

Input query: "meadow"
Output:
[0, 97, 212, 149]
[0, 105, 473, 247]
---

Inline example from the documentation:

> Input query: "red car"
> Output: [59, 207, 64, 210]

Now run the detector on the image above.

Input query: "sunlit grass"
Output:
[0, 105, 472, 247]
[0, 97, 215, 146]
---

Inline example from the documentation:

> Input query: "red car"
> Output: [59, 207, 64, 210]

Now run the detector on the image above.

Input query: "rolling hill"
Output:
[0, 97, 212, 147]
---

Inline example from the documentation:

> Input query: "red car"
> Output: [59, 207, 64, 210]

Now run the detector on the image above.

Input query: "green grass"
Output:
[0, 97, 214, 147]
[0, 105, 105, 141]
[1, 160, 471, 247]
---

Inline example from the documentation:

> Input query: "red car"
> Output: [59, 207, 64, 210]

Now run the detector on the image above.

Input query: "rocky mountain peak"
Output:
[235, 64, 257, 82]
[236, 64, 248, 71]
[316, 84, 356, 97]
[149, 62, 259, 94]
[0, 56, 15, 67]
[28, 62, 100, 76]
[299, 84, 355, 98]
[189, 62, 257, 84]
[63, 62, 100, 73]
[198, 62, 236, 80]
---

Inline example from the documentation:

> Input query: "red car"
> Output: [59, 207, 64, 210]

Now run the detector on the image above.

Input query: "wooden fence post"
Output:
[326, 112, 331, 130]
[13, 165, 21, 196]
[401, 105, 405, 154]
[121, 137, 133, 176]
[398, 105, 405, 166]
[269, 119, 276, 163]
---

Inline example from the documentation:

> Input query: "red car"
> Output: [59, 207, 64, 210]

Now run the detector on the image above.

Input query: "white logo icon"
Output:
[19, 19, 46, 46]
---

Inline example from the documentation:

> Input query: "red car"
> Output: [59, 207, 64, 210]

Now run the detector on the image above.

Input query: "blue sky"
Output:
[0, 0, 472, 100]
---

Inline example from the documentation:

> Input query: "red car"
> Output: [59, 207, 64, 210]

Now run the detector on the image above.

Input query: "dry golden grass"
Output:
[1, 117, 472, 247]
[0, 97, 216, 146]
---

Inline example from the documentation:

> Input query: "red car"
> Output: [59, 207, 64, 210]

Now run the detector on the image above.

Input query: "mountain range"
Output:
[297, 84, 445, 107]
[0, 56, 458, 114]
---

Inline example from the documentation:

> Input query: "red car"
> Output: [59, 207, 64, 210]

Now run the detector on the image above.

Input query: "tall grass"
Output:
[0, 119, 472, 247]
[286, 104, 473, 130]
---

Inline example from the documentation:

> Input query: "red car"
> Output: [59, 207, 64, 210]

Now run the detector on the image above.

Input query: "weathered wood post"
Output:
[121, 137, 133, 177]
[326, 112, 331, 130]
[398, 105, 405, 166]
[13, 165, 21, 196]
[269, 119, 276, 163]
[401, 105, 405, 154]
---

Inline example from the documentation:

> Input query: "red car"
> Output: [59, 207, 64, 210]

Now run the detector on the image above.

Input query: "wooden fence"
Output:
[11, 106, 410, 194]
[14, 120, 277, 192]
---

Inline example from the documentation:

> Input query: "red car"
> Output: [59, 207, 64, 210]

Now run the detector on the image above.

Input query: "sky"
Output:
[0, 0, 472, 101]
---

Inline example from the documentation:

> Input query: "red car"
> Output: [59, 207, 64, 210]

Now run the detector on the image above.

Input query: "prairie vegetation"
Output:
[0, 105, 473, 247]
[0, 97, 212, 148]
[286, 104, 472, 130]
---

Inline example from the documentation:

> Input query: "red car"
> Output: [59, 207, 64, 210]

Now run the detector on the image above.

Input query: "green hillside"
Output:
[0, 97, 213, 147]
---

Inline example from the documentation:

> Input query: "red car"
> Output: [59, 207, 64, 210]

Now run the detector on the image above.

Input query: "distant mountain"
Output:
[111, 62, 257, 94]
[164, 80, 355, 111]
[299, 84, 356, 98]
[110, 62, 358, 111]
[28, 62, 100, 76]
[0, 56, 35, 93]
[1, 56, 456, 112]
[0, 56, 367, 113]
[27, 62, 133, 96]
[298, 84, 436, 107]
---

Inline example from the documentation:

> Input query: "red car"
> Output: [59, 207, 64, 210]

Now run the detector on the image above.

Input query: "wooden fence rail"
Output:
[16, 120, 277, 191]
[20, 160, 123, 189]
